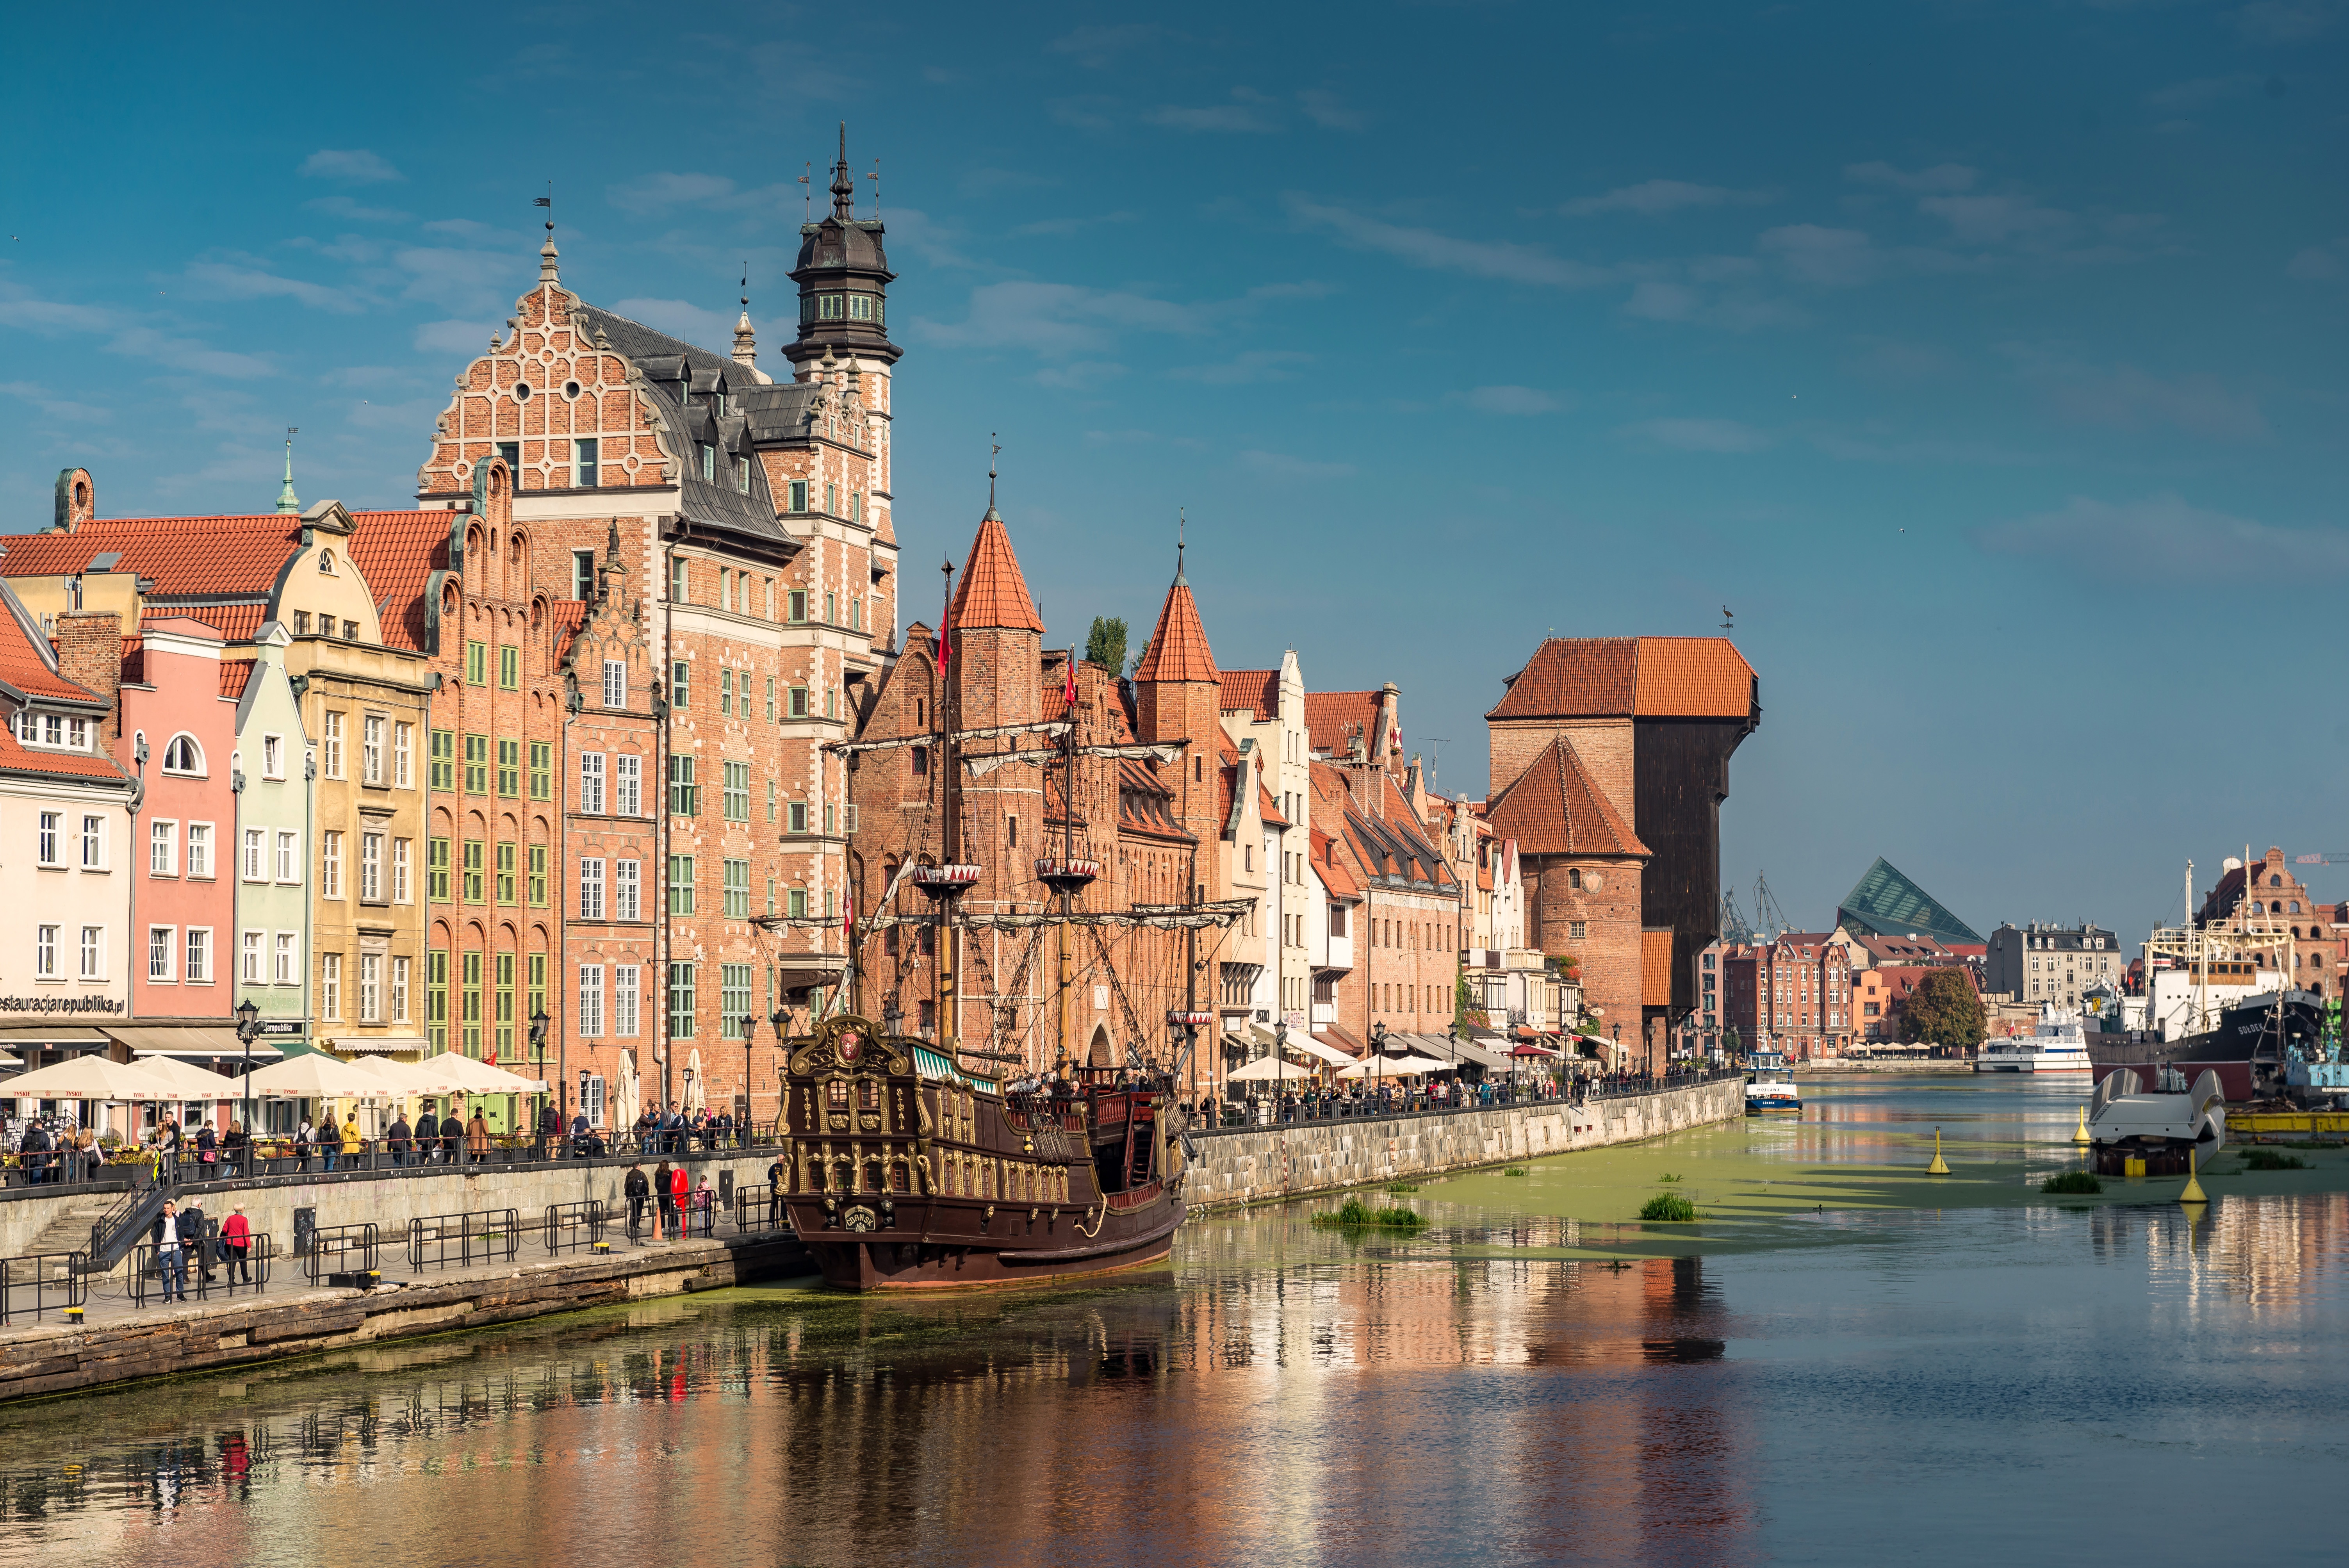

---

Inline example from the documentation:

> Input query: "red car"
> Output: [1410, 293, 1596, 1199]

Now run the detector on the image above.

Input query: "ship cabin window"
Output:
[834, 1160, 854, 1192]
[858, 1079, 880, 1111]
[864, 1159, 884, 1192]
[827, 1079, 850, 1109]
[890, 1161, 911, 1193]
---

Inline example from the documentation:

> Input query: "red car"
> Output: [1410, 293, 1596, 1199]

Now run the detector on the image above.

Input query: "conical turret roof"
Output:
[948, 508, 1043, 633]
[1134, 563, 1218, 685]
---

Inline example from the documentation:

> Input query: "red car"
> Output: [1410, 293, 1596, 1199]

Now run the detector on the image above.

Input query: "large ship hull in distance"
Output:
[2087, 990, 2322, 1103]
[778, 1014, 1187, 1291]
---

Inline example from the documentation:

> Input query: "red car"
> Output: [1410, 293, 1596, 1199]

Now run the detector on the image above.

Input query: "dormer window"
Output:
[319, 549, 336, 575]
[699, 443, 716, 482]
[848, 295, 873, 321]
[818, 294, 844, 320]
[737, 456, 751, 494]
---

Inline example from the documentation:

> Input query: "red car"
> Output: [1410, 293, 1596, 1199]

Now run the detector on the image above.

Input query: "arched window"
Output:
[2272, 875, 2285, 888]
[2290, 901, 2301, 914]
[161, 734, 203, 775]
[2251, 902, 2264, 915]
[319, 549, 337, 575]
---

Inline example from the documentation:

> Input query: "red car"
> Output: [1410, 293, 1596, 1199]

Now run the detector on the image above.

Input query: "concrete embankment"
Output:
[0, 1230, 807, 1402]
[1189, 1078, 1742, 1209]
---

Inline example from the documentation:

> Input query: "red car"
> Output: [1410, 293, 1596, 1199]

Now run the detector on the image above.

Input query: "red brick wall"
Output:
[53, 611, 122, 752]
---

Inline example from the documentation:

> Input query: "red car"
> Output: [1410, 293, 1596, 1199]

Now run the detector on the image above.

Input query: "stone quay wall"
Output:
[1188, 1078, 1742, 1210]
[0, 1232, 805, 1403]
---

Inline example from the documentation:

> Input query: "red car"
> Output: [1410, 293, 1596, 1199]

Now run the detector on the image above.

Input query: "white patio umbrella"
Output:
[0, 1055, 181, 1102]
[244, 1051, 383, 1100]
[614, 1051, 641, 1131]
[351, 1054, 463, 1095]
[420, 1053, 544, 1094]
[1226, 1055, 1317, 1083]
[129, 1055, 238, 1100]
[683, 1048, 706, 1113]
[1337, 1052, 1456, 1080]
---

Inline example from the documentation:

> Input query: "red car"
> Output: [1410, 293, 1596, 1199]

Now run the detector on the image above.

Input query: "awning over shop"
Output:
[1437, 1036, 1515, 1073]
[0, 1026, 109, 1052]
[107, 1024, 285, 1061]
[1313, 1022, 1366, 1057]
[334, 1035, 431, 1055]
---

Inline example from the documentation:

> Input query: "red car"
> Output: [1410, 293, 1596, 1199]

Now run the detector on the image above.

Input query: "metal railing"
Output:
[300, 1222, 381, 1285]
[543, 1201, 608, 1256]
[86, 1180, 171, 1272]
[0, 1251, 87, 1325]
[731, 1187, 793, 1235]
[406, 1210, 521, 1272]
[130, 1234, 275, 1309]
[1193, 1067, 1742, 1137]
[1, 1157, 137, 1195]
[157, 1131, 789, 1187]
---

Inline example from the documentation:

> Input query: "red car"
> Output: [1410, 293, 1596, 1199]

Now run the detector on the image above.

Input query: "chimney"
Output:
[53, 610, 123, 752]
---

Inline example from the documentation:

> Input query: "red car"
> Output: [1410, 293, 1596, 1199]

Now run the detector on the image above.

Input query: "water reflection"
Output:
[2, 1135, 2347, 1565]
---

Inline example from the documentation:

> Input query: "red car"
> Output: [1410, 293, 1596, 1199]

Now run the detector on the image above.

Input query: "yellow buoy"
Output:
[2180, 1146, 2207, 1205]
[1926, 1126, 1950, 1176]
[2073, 1106, 2092, 1146]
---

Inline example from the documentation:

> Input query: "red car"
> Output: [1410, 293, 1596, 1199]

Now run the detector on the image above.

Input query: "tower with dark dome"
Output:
[788, 125, 900, 372]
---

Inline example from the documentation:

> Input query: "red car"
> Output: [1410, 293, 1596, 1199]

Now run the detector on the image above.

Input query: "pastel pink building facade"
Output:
[120, 618, 240, 1043]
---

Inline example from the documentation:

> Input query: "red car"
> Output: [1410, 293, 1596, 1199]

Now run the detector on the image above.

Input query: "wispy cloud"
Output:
[1287, 197, 1610, 287]
[2003, 345, 2269, 441]
[1918, 193, 2073, 246]
[413, 319, 497, 355]
[1758, 224, 1879, 285]
[1034, 361, 1128, 391]
[1171, 349, 1312, 384]
[299, 149, 405, 184]
[2144, 71, 2262, 109]
[0, 281, 273, 378]
[1614, 417, 1771, 453]
[1049, 23, 1169, 67]
[610, 297, 737, 353]
[1297, 89, 1367, 131]
[914, 282, 1214, 355]
[0, 381, 111, 423]
[2287, 239, 2347, 280]
[1148, 88, 1282, 134]
[304, 194, 411, 223]
[605, 171, 795, 218]
[1239, 449, 1355, 480]
[1561, 179, 1773, 217]
[182, 259, 365, 314]
[1460, 385, 1568, 415]
[2233, 1, 2344, 43]
[1844, 160, 1977, 194]
[392, 246, 526, 316]
[1978, 492, 2349, 580]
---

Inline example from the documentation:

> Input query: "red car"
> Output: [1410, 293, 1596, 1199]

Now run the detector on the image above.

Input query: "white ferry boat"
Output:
[1745, 1048, 1800, 1114]
[1975, 1005, 2092, 1073]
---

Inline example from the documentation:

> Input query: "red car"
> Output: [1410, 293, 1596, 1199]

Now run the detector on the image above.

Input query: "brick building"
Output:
[2195, 847, 2345, 997]
[1485, 637, 1757, 1063]
[1718, 933, 1854, 1062]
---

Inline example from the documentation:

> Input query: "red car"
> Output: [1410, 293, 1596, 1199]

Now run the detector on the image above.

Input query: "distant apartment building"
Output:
[1986, 923, 2122, 1010]
[1718, 933, 1854, 1061]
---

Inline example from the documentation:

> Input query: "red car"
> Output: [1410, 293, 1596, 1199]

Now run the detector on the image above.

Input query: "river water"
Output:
[2, 1074, 2344, 1566]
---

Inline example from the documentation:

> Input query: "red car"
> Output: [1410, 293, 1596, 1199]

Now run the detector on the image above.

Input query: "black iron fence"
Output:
[406, 1210, 522, 1272]
[129, 1234, 275, 1309]
[300, 1222, 381, 1285]
[543, 1201, 608, 1256]
[149, 1132, 789, 1190]
[732, 1186, 791, 1235]
[0, 1251, 86, 1325]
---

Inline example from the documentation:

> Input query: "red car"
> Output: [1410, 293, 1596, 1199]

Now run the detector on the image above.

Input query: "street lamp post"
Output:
[768, 1004, 791, 1146]
[528, 1007, 551, 1150]
[235, 997, 260, 1171]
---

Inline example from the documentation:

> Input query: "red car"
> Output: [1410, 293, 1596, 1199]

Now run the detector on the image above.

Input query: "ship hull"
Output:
[2086, 991, 2320, 1104]
[795, 1187, 1184, 1290]
[778, 1013, 1191, 1294]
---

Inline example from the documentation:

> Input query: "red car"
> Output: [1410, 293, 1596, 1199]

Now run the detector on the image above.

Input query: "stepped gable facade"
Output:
[403, 132, 901, 1114]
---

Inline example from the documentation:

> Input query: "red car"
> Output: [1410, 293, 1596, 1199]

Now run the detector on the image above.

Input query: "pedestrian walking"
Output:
[439, 1109, 465, 1163]
[625, 1163, 651, 1236]
[222, 1121, 248, 1178]
[652, 1160, 675, 1238]
[466, 1110, 490, 1165]
[388, 1112, 412, 1167]
[179, 1196, 217, 1285]
[221, 1205, 253, 1285]
[293, 1116, 313, 1173]
[152, 1200, 191, 1304]
[340, 1111, 362, 1167]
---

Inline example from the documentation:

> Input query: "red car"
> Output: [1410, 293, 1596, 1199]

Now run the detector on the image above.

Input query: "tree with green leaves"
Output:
[1084, 617, 1127, 675]
[1899, 967, 1985, 1053]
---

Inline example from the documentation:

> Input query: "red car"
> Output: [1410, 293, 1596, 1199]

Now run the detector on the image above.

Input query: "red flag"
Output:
[938, 571, 952, 672]
[1062, 651, 1076, 706]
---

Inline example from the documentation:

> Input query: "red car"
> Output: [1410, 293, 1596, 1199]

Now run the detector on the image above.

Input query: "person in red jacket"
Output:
[668, 1164, 689, 1238]
[221, 1204, 253, 1285]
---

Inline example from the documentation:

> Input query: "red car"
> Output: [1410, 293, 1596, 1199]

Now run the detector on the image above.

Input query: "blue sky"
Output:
[4, 2, 2345, 941]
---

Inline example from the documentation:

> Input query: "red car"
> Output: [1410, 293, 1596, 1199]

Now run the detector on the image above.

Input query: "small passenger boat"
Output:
[1745, 1049, 1800, 1114]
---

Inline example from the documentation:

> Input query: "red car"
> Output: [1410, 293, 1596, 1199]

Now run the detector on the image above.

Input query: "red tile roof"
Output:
[549, 600, 587, 665]
[0, 725, 134, 783]
[1488, 636, 1755, 721]
[0, 514, 302, 596]
[948, 510, 1043, 633]
[1310, 827, 1361, 900]
[147, 604, 270, 643]
[1219, 668, 1277, 720]
[1134, 576, 1217, 684]
[218, 659, 254, 700]
[0, 600, 100, 704]
[348, 509, 454, 653]
[1304, 691, 1383, 757]
[1482, 735, 1650, 858]
[1258, 784, 1288, 829]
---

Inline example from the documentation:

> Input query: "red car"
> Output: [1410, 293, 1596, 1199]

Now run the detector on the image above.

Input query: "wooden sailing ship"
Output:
[777, 1009, 1188, 1288]
[775, 526, 1240, 1289]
